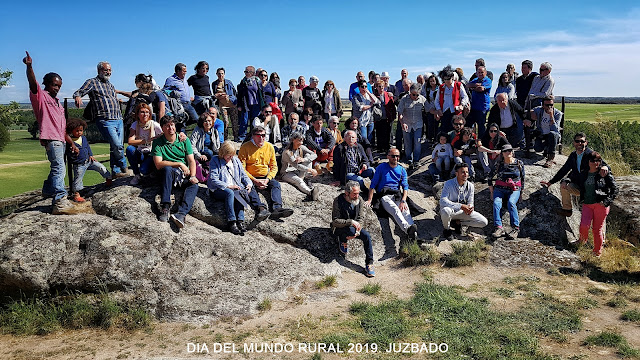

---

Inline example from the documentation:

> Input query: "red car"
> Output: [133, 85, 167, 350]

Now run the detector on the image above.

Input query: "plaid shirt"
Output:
[397, 94, 426, 131]
[73, 77, 122, 120]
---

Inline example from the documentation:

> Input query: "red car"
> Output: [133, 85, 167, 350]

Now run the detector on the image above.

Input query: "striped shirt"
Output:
[397, 94, 426, 131]
[73, 77, 122, 120]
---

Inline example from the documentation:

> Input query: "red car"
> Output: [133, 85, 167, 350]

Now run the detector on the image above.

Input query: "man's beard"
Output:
[349, 198, 360, 206]
[98, 74, 110, 82]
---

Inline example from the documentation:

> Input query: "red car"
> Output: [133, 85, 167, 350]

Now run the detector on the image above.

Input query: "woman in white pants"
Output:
[280, 132, 319, 201]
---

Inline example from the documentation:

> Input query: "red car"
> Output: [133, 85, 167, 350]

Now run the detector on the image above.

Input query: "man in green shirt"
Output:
[152, 115, 199, 227]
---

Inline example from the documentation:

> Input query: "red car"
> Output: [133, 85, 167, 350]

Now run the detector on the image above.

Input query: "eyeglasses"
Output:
[264, 111, 272, 114]
[574, 139, 586, 144]
[544, 103, 554, 107]
[410, 93, 419, 97]
[540, 68, 548, 71]
[489, 129, 498, 133]
[261, 74, 268, 77]
[388, 154, 400, 158]
[360, 86, 367, 89]
[255, 133, 266, 138]
[244, 70, 250, 73]
[454, 123, 464, 127]
[589, 159, 602, 163]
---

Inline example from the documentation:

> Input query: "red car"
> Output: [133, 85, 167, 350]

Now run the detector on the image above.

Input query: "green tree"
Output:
[0, 68, 13, 89]
[0, 69, 14, 151]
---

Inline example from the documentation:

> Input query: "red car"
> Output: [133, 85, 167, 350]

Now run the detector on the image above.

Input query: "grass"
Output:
[357, 283, 381, 296]
[315, 275, 337, 289]
[445, 240, 489, 267]
[573, 297, 599, 310]
[492, 287, 515, 298]
[257, 298, 272, 312]
[621, 309, 640, 322]
[583, 331, 640, 358]
[399, 241, 440, 266]
[577, 237, 640, 274]
[0, 291, 151, 335]
[563, 103, 640, 123]
[0, 130, 111, 199]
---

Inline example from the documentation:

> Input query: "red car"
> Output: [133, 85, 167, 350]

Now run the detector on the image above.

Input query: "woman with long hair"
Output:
[494, 71, 516, 100]
[280, 132, 319, 201]
[578, 151, 618, 257]
[322, 80, 343, 121]
[488, 144, 524, 240]
[126, 103, 163, 185]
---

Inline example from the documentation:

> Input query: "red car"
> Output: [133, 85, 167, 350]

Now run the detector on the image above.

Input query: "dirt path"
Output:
[1, 260, 638, 360]
[0, 154, 110, 169]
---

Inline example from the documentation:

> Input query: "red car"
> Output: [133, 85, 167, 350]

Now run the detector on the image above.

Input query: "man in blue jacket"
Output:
[467, 66, 492, 138]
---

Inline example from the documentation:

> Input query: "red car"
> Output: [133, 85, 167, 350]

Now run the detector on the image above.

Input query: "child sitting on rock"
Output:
[431, 132, 453, 181]
[66, 118, 112, 202]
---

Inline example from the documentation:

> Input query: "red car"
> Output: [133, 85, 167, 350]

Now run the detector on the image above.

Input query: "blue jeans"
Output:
[534, 131, 560, 155]
[43, 140, 67, 203]
[192, 95, 213, 115]
[239, 104, 261, 141]
[126, 145, 154, 176]
[493, 187, 520, 228]
[360, 122, 374, 145]
[200, 148, 214, 162]
[72, 160, 110, 192]
[346, 168, 375, 190]
[247, 178, 283, 211]
[160, 167, 199, 216]
[182, 101, 199, 125]
[467, 109, 488, 138]
[96, 118, 127, 175]
[402, 128, 422, 164]
[335, 226, 373, 265]
[210, 188, 245, 222]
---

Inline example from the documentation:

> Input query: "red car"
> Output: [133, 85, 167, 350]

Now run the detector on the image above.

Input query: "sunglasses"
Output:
[264, 111, 272, 114]
[489, 130, 498, 133]
[255, 133, 266, 138]
[574, 139, 586, 144]
[502, 149, 513, 153]
[544, 103, 554, 107]
[454, 123, 464, 126]
[388, 154, 400, 158]
[540, 68, 548, 71]
[410, 93, 419, 97]
[590, 159, 602, 163]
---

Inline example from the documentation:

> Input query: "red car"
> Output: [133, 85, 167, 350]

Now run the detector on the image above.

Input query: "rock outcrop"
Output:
[0, 153, 636, 319]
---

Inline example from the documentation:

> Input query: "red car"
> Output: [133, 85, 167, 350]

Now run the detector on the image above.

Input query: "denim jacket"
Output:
[207, 156, 251, 191]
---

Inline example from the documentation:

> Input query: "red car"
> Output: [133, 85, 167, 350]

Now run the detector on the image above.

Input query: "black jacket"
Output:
[549, 147, 607, 185]
[333, 142, 369, 185]
[579, 171, 618, 207]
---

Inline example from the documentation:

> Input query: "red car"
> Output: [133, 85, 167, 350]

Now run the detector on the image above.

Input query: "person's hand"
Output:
[75, 96, 83, 108]
[455, 105, 464, 112]
[199, 155, 208, 162]
[560, 181, 568, 190]
[308, 168, 318, 177]
[245, 183, 252, 192]
[23, 51, 32, 65]
[178, 132, 187, 142]
[321, 148, 329, 155]
[402, 123, 409, 132]
[476, 86, 485, 92]
[461, 204, 473, 215]
[523, 119, 532, 127]
[295, 156, 304, 163]
[179, 163, 190, 175]
[399, 201, 408, 212]
[540, 181, 550, 188]
[360, 164, 367, 172]
[364, 200, 372, 208]
[600, 166, 610, 177]
[71, 145, 79, 155]
[352, 220, 362, 232]
[228, 184, 240, 190]
[189, 176, 199, 184]
[89, 155, 96, 162]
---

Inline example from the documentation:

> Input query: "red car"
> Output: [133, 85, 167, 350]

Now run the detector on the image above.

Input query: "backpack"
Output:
[123, 91, 152, 128]
[162, 90, 189, 125]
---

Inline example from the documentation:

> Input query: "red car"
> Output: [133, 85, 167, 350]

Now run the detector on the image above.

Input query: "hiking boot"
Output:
[171, 213, 186, 228]
[130, 175, 141, 185]
[158, 204, 170, 222]
[105, 178, 113, 187]
[554, 208, 572, 217]
[492, 227, 505, 238]
[228, 221, 242, 235]
[407, 224, 418, 241]
[52, 197, 76, 215]
[365, 264, 375, 278]
[236, 220, 247, 234]
[270, 208, 294, 219]
[311, 186, 320, 201]
[452, 220, 463, 235]
[255, 207, 271, 222]
[339, 241, 348, 255]
[506, 227, 519, 240]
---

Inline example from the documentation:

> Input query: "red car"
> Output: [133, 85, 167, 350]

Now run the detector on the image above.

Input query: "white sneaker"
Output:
[52, 197, 76, 215]
[130, 175, 141, 185]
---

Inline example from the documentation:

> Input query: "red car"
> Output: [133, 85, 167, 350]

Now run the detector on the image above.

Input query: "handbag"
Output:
[372, 103, 383, 122]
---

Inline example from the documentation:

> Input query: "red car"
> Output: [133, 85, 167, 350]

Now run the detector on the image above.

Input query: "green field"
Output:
[0, 131, 111, 199]
[562, 103, 640, 123]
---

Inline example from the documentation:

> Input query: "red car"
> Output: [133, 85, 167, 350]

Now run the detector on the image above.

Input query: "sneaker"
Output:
[442, 229, 454, 241]
[72, 193, 86, 203]
[270, 208, 294, 219]
[158, 205, 170, 222]
[228, 221, 241, 235]
[52, 197, 76, 215]
[452, 220, 463, 235]
[114, 172, 129, 179]
[130, 175, 141, 186]
[339, 242, 348, 255]
[105, 178, 113, 187]
[407, 224, 418, 240]
[236, 220, 247, 234]
[255, 207, 271, 222]
[433, 174, 440, 182]
[311, 186, 320, 201]
[506, 227, 519, 240]
[492, 227, 505, 238]
[171, 213, 186, 228]
[554, 208, 572, 217]
[365, 264, 375, 278]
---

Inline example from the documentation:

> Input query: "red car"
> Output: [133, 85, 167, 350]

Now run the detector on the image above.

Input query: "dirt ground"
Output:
[1, 260, 639, 360]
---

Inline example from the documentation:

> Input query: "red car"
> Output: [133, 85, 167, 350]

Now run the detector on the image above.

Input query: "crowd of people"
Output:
[24, 51, 619, 277]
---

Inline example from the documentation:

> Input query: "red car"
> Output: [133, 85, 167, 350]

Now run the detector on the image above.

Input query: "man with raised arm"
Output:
[24, 51, 78, 214]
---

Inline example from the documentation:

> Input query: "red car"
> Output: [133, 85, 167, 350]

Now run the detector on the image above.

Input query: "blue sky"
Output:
[1, 0, 638, 103]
